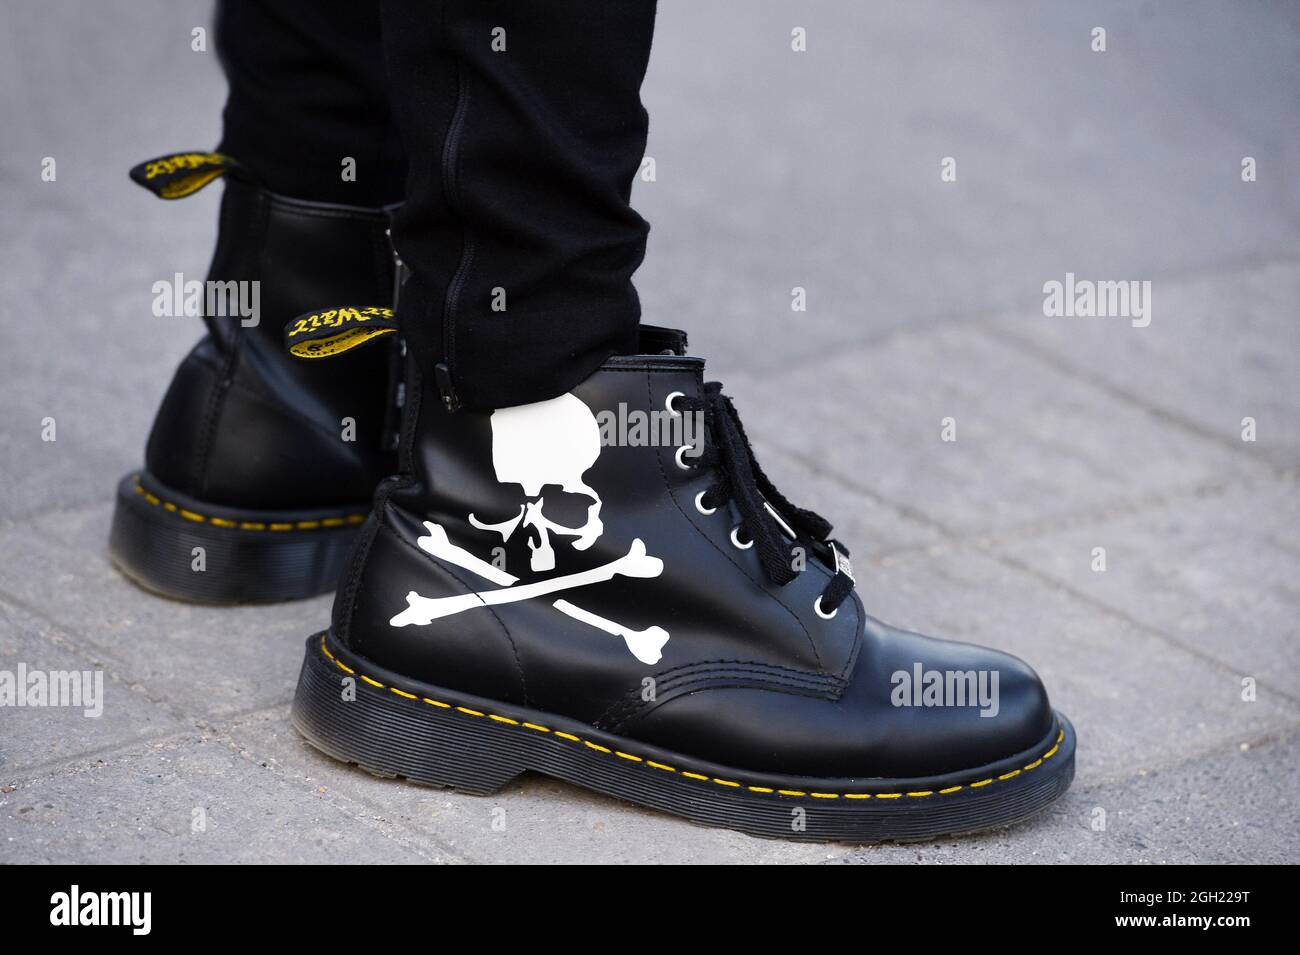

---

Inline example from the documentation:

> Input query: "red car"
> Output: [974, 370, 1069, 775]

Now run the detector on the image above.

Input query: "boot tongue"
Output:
[637, 325, 689, 356]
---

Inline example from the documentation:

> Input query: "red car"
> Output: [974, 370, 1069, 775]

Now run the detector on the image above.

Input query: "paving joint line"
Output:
[984, 322, 1297, 477]
[1067, 720, 1300, 793]
[2, 694, 304, 787]
[0, 587, 200, 720]
[993, 548, 1300, 708]
[2, 725, 215, 788]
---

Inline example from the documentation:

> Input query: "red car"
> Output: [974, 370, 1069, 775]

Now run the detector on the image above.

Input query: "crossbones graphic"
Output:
[389, 393, 671, 665]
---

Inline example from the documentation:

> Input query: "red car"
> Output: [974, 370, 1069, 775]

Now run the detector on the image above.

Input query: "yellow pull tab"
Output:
[129, 151, 244, 199]
[285, 306, 398, 359]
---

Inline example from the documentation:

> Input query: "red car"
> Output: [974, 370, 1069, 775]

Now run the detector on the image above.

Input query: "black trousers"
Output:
[216, 0, 658, 411]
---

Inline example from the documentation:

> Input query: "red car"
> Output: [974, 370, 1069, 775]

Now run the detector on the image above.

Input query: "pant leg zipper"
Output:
[384, 227, 411, 448]
[436, 58, 472, 414]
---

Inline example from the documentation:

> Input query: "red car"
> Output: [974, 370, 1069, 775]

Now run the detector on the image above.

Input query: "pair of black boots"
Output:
[110, 159, 1075, 842]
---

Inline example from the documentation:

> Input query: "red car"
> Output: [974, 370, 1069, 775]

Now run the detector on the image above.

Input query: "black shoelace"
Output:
[677, 382, 855, 616]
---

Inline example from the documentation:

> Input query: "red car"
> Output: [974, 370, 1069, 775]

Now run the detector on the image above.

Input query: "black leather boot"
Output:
[109, 153, 400, 603]
[291, 327, 1075, 841]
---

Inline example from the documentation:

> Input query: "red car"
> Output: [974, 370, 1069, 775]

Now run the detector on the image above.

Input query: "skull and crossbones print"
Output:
[390, 392, 670, 665]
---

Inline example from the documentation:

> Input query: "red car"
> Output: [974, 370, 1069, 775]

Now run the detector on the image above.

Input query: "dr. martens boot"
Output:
[291, 327, 1075, 841]
[109, 153, 400, 603]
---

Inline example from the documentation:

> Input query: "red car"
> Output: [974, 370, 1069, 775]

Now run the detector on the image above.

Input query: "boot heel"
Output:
[291, 634, 526, 795]
[108, 472, 366, 604]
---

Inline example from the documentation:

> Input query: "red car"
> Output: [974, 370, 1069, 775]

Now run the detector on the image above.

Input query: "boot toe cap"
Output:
[855, 615, 1056, 777]
[618, 614, 1058, 782]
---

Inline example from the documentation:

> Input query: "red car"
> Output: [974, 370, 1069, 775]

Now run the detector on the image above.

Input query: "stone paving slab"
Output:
[996, 478, 1300, 698]
[0, 504, 331, 721]
[0, 731, 455, 864]
[1072, 733, 1300, 865]
[0, 0, 224, 523]
[736, 442, 946, 559]
[0, 598, 185, 778]
[0, 186, 215, 522]
[990, 257, 1300, 468]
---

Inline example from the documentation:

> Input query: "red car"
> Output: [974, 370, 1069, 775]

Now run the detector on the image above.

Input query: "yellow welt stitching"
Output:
[320, 642, 356, 676]
[318, 641, 1068, 802]
[132, 479, 365, 532]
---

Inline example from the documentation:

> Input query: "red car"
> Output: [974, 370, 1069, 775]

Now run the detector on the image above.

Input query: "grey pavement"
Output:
[1, 1, 1297, 863]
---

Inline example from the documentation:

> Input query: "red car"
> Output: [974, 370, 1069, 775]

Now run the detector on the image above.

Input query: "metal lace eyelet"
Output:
[675, 445, 696, 470]
[665, 391, 685, 417]
[730, 526, 753, 550]
[814, 596, 838, 620]
[695, 491, 717, 515]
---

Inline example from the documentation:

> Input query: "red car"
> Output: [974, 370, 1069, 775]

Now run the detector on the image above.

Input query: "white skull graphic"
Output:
[469, 392, 604, 572]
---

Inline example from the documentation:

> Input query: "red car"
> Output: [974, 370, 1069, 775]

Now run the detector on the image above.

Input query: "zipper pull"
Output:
[385, 228, 410, 311]
[386, 227, 458, 413]
[434, 362, 461, 412]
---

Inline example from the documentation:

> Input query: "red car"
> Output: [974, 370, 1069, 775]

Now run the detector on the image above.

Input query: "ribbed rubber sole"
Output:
[108, 472, 367, 604]
[292, 633, 1077, 843]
